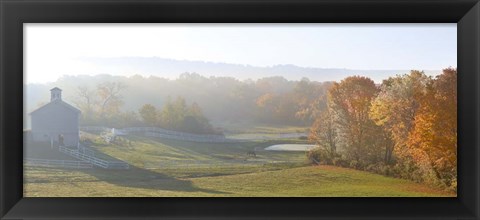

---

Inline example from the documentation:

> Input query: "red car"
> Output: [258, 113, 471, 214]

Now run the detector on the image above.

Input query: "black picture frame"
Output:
[1, 0, 479, 219]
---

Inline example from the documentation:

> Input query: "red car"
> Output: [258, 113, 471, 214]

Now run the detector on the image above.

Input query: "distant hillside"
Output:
[80, 57, 442, 83]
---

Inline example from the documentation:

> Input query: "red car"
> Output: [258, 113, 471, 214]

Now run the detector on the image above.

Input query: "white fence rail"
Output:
[80, 126, 111, 132]
[59, 146, 129, 169]
[24, 158, 93, 169]
[81, 126, 244, 143]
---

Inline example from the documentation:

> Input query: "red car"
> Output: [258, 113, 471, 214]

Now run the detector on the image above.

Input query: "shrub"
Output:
[307, 147, 334, 165]
[349, 160, 359, 169]
[298, 136, 308, 140]
[365, 164, 378, 173]
[332, 157, 349, 167]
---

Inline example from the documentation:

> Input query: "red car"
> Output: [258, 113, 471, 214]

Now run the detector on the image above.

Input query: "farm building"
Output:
[29, 87, 81, 147]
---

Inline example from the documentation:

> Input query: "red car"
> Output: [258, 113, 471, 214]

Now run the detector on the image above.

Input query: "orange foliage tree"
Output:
[328, 76, 383, 164]
[407, 68, 457, 188]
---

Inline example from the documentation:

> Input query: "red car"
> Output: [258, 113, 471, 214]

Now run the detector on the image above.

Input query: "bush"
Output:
[332, 157, 349, 167]
[361, 162, 392, 176]
[381, 164, 393, 176]
[307, 147, 334, 165]
[298, 136, 308, 140]
[349, 160, 359, 169]
[365, 164, 378, 173]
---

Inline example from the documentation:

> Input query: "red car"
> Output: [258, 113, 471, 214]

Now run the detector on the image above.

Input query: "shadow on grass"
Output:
[79, 164, 230, 195]
[74, 140, 229, 194]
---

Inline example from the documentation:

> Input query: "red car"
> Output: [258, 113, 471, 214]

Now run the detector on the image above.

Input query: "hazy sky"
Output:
[25, 23, 456, 84]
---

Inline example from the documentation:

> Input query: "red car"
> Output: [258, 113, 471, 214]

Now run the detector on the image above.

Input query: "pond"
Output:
[264, 144, 317, 152]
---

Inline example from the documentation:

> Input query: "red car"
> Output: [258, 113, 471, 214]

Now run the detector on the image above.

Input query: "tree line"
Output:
[138, 97, 217, 134]
[39, 74, 333, 129]
[308, 68, 457, 191]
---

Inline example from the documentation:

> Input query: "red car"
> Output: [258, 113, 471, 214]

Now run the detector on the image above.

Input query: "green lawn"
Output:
[213, 121, 309, 134]
[24, 165, 453, 197]
[23, 132, 454, 197]
[88, 134, 309, 177]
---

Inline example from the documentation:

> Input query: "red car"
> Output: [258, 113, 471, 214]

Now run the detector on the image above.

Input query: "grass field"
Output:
[213, 121, 310, 134]
[24, 165, 453, 197]
[82, 133, 309, 177]
[24, 132, 454, 197]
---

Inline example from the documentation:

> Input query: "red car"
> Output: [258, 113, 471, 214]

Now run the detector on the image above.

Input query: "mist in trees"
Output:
[25, 73, 333, 133]
[73, 82, 129, 127]
[139, 97, 216, 134]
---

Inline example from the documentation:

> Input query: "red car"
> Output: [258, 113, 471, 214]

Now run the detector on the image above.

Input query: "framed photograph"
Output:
[1, 0, 479, 219]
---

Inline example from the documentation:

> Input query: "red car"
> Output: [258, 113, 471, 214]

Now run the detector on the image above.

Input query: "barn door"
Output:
[58, 134, 64, 146]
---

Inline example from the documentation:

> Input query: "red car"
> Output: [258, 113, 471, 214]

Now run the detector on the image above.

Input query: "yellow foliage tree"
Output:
[369, 71, 431, 162]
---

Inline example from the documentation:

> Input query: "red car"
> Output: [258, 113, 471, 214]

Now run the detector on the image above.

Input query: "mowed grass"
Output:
[87, 134, 309, 177]
[24, 132, 454, 197]
[213, 121, 309, 134]
[24, 165, 453, 197]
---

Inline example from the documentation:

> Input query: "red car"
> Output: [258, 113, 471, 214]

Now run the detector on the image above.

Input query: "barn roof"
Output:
[29, 100, 81, 115]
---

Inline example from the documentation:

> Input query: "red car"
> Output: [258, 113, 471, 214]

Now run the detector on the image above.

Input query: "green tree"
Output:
[139, 104, 158, 126]
[159, 97, 176, 129]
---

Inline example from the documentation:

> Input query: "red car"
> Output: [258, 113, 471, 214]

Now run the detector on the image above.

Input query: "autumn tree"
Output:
[328, 76, 382, 164]
[293, 79, 332, 123]
[369, 71, 431, 163]
[97, 82, 126, 119]
[73, 86, 97, 125]
[74, 82, 126, 126]
[407, 68, 457, 187]
[255, 93, 297, 124]
[309, 107, 338, 159]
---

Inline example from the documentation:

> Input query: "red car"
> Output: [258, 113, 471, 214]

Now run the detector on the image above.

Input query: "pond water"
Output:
[264, 144, 317, 152]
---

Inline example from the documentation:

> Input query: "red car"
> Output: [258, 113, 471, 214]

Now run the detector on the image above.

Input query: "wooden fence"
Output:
[59, 146, 129, 169]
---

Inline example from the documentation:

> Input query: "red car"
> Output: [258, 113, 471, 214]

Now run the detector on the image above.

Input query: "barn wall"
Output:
[31, 102, 80, 147]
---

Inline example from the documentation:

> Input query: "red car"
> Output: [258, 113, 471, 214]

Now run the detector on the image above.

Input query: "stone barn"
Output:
[30, 87, 81, 147]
